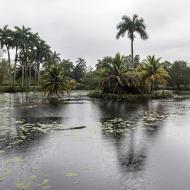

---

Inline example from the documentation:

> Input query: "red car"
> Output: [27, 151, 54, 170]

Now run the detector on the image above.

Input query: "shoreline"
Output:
[88, 91, 174, 102]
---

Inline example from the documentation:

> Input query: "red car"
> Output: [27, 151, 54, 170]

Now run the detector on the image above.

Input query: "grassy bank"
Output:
[88, 91, 172, 102]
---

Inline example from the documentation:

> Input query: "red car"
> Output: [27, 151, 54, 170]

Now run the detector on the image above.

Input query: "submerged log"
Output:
[54, 126, 86, 131]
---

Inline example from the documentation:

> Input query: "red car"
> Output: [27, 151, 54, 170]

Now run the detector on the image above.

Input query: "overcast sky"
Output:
[0, 0, 190, 66]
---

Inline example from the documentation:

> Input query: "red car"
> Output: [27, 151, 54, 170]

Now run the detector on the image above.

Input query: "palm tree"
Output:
[0, 25, 13, 83]
[65, 79, 76, 96]
[76, 57, 86, 65]
[61, 59, 74, 78]
[15, 26, 32, 89]
[36, 39, 51, 86]
[138, 55, 169, 93]
[98, 53, 139, 93]
[73, 58, 87, 82]
[51, 51, 61, 63]
[116, 14, 148, 66]
[12, 26, 25, 88]
[0, 25, 54, 90]
[42, 63, 66, 98]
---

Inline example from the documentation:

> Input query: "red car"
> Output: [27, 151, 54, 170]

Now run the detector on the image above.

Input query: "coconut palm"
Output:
[98, 53, 139, 93]
[116, 14, 148, 66]
[138, 55, 169, 93]
[65, 79, 76, 96]
[42, 63, 66, 98]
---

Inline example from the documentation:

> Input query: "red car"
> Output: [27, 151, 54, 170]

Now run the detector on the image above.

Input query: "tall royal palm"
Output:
[36, 39, 51, 86]
[12, 26, 23, 88]
[0, 25, 13, 82]
[116, 14, 148, 67]
[16, 26, 31, 89]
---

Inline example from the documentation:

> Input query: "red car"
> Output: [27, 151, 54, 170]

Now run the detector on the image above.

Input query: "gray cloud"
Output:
[1, 0, 190, 66]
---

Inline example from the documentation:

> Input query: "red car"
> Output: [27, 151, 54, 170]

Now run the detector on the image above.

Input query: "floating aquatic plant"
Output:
[142, 112, 168, 126]
[102, 118, 133, 135]
[65, 172, 79, 177]
[15, 181, 32, 190]
[41, 178, 50, 189]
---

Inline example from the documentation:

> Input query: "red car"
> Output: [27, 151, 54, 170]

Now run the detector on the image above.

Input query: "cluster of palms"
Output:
[94, 14, 169, 94]
[0, 14, 171, 96]
[97, 54, 169, 94]
[0, 25, 57, 90]
[42, 57, 86, 97]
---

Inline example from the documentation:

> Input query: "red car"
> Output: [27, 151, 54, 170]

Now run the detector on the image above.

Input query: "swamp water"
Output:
[0, 91, 190, 190]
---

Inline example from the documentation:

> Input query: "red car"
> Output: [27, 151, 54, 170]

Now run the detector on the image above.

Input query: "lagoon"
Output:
[0, 91, 190, 190]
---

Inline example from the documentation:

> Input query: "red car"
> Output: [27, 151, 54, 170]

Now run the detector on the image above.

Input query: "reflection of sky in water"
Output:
[0, 92, 190, 189]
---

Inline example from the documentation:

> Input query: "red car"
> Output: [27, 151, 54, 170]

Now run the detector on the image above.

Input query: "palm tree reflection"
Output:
[117, 129, 146, 172]
[101, 120, 146, 172]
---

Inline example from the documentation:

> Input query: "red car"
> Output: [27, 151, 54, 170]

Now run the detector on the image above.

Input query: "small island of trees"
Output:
[0, 15, 190, 99]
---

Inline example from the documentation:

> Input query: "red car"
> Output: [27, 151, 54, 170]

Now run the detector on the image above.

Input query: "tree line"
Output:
[0, 14, 190, 97]
[0, 25, 89, 94]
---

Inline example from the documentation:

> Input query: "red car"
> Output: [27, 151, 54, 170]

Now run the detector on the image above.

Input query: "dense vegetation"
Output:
[0, 15, 190, 97]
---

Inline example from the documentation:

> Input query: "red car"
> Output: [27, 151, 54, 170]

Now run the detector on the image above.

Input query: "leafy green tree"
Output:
[81, 70, 99, 90]
[116, 14, 148, 66]
[169, 61, 190, 90]
[162, 60, 172, 71]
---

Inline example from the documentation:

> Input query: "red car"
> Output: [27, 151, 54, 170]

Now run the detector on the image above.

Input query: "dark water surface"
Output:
[0, 91, 190, 190]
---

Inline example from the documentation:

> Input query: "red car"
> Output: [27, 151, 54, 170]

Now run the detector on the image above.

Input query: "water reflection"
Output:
[98, 100, 169, 173]
[118, 130, 146, 172]
[0, 92, 189, 190]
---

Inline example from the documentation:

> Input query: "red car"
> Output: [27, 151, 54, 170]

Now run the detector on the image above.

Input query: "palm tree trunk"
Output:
[13, 47, 18, 90]
[6, 46, 11, 86]
[22, 65, 24, 89]
[131, 38, 134, 68]
[25, 65, 28, 90]
[34, 63, 37, 85]
[29, 65, 31, 90]
[37, 63, 40, 86]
